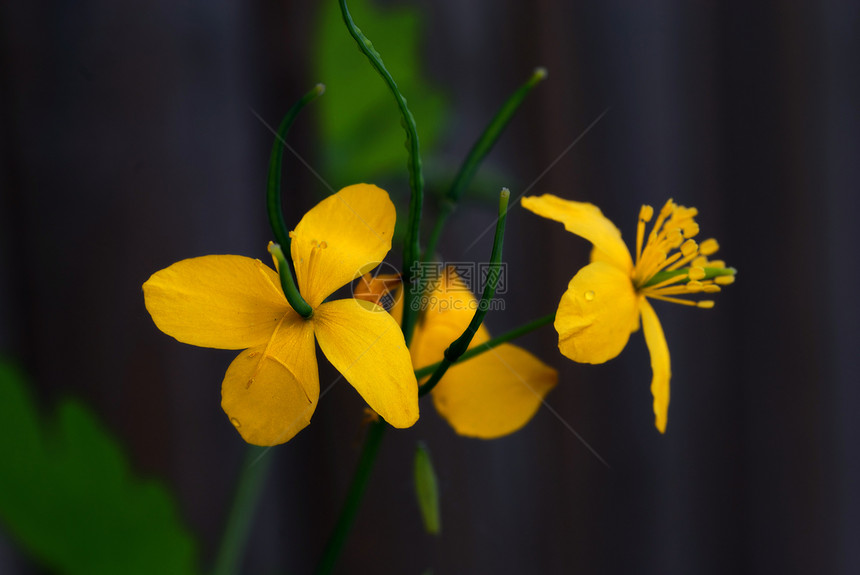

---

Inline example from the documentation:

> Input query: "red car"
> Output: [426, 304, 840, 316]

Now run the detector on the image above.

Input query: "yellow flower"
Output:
[359, 268, 557, 439]
[143, 184, 419, 446]
[521, 195, 734, 433]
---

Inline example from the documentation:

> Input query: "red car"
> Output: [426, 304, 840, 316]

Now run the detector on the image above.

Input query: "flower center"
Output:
[631, 200, 734, 308]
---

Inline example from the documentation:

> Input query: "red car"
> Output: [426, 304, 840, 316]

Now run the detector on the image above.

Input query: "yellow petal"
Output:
[313, 299, 419, 428]
[291, 184, 395, 307]
[521, 195, 633, 273]
[143, 255, 288, 350]
[410, 268, 488, 369]
[221, 313, 318, 446]
[432, 343, 557, 439]
[555, 261, 639, 364]
[640, 298, 671, 433]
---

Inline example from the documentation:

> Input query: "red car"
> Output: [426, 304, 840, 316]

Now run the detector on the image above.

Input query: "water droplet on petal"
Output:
[230, 417, 242, 428]
[248, 351, 258, 358]
[584, 290, 595, 301]
[319, 240, 328, 249]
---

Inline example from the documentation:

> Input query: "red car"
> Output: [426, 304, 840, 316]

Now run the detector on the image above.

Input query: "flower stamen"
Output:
[636, 204, 653, 265]
[631, 200, 730, 310]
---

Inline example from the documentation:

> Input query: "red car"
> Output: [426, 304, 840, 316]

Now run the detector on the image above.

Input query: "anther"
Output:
[687, 266, 706, 281]
[699, 238, 719, 255]
[681, 239, 698, 257]
[697, 300, 715, 309]
[685, 281, 704, 293]
[639, 205, 654, 222]
[703, 284, 721, 293]
[682, 221, 699, 238]
[715, 275, 735, 285]
[659, 200, 675, 219]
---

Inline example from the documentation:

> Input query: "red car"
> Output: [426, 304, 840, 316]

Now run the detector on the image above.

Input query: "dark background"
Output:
[2, 1, 858, 574]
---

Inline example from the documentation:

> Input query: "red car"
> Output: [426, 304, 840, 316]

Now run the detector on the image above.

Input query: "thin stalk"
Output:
[337, 0, 425, 344]
[266, 84, 324, 318]
[314, 420, 388, 575]
[423, 67, 547, 262]
[416, 311, 556, 386]
[211, 446, 274, 575]
[419, 189, 510, 397]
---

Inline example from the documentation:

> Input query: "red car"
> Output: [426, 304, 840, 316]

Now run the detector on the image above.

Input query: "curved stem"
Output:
[211, 446, 274, 575]
[423, 67, 547, 262]
[266, 84, 324, 318]
[416, 311, 556, 387]
[314, 420, 388, 575]
[419, 189, 510, 396]
[337, 0, 425, 345]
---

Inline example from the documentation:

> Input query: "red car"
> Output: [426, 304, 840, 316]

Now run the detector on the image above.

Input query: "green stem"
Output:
[423, 67, 547, 262]
[337, 0, 425, 345]
[211, 446, 274, 575]
[419, 189, 510, 397]
[269, 244, 313, 318]
[314, 420, 388, 575]
[266, 84, 323, 318]
[416, 311, 556, 386]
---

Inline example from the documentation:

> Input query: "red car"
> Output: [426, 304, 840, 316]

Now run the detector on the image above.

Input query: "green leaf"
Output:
[413, 442, 440, 535]
[313, 0, 446, 186]
[0, 360, 198, 575]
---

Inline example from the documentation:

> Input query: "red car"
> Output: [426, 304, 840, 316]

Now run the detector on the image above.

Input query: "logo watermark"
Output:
[351, 261, 508, 313]
[408, 262, 508, 295]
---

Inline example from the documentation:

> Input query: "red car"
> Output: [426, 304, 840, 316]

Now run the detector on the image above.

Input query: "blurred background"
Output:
[1, 0, 858, 574]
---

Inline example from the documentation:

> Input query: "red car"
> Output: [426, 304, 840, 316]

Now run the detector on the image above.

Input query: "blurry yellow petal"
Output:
[143, 255, 288, 350]
[410, 268, 489, 370]
[412, 320, 490, 377]
[422, 268, 481, 333]
[221, 313, 318, 446]
[313, 299, 419, 428]
[291, 184, 395, 307]
[432, 343, 557, 439]
[521, 195, 633, 272]
[640, 298, 671, 433]
[555, 261, 639, 364]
